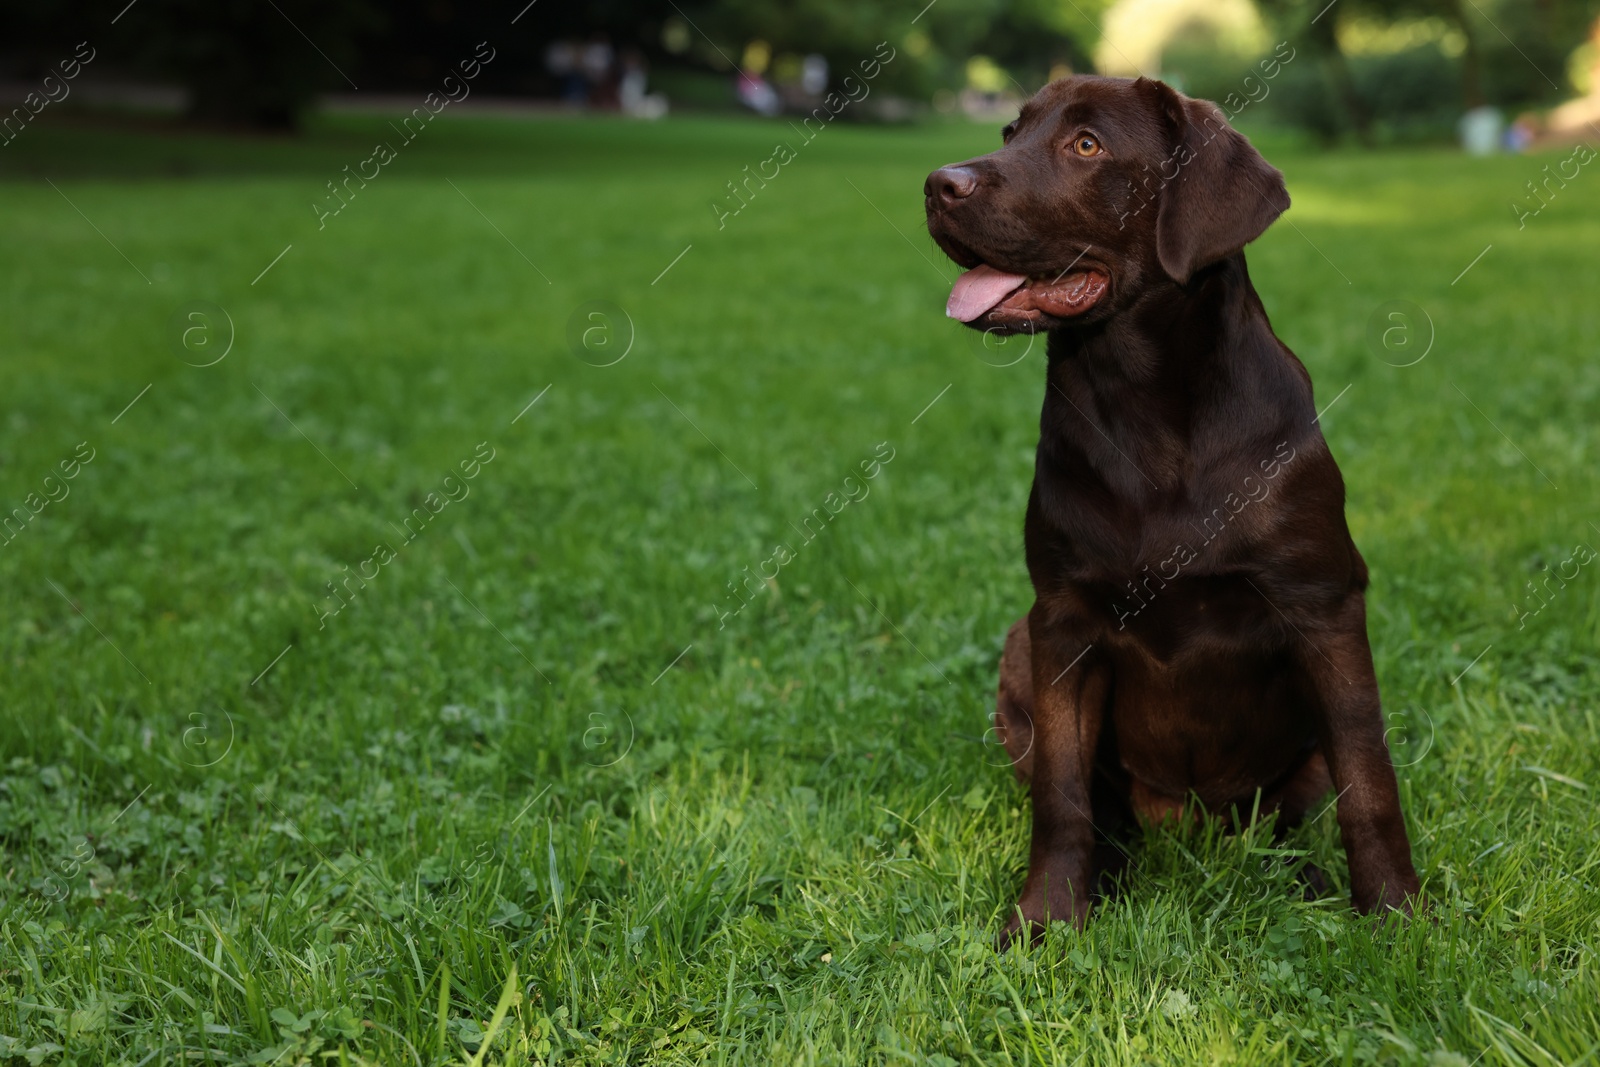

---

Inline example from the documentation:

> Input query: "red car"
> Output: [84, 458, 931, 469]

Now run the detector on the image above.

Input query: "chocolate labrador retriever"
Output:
[924, 75, 1421, 944]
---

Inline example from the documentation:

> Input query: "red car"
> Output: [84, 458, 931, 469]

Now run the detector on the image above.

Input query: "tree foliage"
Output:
[689, 0, 1114, 96]
[1258, 0, 1600, 140]
[1, 0, 1592, 133]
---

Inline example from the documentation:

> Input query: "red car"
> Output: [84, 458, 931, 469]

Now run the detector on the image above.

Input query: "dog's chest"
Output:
[1030, 512, 1286, 666]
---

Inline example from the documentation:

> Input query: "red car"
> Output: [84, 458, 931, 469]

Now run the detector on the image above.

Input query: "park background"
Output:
[2, 0, 1599, 1064]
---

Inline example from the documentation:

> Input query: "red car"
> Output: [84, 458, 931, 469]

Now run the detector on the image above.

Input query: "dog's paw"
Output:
[1352, 870, 1423, 918]
[1296, 858, 1330, 901]
[995, 890, 1089, 951]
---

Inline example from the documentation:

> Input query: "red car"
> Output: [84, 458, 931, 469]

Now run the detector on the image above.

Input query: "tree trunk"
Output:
[1445, 0, 1487, 109]
[1307, 8, 1372, 144]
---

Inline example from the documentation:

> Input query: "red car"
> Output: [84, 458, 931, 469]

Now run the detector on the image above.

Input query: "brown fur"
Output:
[930, 76, 1421, 944]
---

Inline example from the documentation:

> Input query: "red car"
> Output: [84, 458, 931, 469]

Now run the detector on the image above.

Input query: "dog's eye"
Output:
[1001, 122, 1018, 143]
[1073, 134, 1103, 157]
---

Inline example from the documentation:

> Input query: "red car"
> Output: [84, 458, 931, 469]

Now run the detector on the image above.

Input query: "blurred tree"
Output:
[692, 0, 1113, 98]
[974, 0, 1116, 86]
[127, 0, 378, 128]
[1342, 0, 1600, 109]
[0, 0, 377, 129]
[1476, 0, 1600, 107]
[1257, 0, 1600, 140]
[1, 0, 1107, 128]
[1339, 0, 1485, 108]
[423, 0, 671, 97]
[1255, 0, 1372, 140]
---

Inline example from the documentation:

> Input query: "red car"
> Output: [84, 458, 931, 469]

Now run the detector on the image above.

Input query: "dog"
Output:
[924, 75, 1421, 945]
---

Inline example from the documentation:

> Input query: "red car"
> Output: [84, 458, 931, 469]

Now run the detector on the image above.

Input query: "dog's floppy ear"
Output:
[1145, 80, 1290, 285]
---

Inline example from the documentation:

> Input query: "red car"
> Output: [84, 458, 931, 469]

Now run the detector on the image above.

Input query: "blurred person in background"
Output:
[619, 47, 669, 119]
[801, 54, 829, 96]
[581, 34, 618, 109]
[545, 40, 586, 106]
[735, 68, 780, 115]
[736, 38, 781, 116]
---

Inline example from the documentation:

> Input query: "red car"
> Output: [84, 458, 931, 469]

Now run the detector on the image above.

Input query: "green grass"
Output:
[1, 108, 1597, 1066]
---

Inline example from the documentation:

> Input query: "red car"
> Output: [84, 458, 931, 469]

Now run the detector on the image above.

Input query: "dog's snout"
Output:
[925, 165, 978, 208]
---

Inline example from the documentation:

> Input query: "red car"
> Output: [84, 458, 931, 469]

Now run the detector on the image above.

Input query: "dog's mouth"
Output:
[946, 264, 1109, 333]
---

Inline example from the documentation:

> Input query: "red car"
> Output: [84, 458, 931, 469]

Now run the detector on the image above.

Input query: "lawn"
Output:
[0, 107, 1597, 1066]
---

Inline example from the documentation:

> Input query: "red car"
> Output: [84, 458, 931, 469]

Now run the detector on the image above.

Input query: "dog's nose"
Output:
[926, 165, 978, 207]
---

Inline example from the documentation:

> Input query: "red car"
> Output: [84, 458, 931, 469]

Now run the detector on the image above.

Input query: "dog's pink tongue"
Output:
[946, 265, 1028, 322]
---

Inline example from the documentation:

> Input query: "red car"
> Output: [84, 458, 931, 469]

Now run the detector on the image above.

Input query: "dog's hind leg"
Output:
[994, 615, 1035, 782]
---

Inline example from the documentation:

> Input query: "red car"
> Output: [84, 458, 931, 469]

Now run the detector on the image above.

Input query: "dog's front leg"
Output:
[1002, 604, 1108, 946]
[1299, 595, 1421, 915]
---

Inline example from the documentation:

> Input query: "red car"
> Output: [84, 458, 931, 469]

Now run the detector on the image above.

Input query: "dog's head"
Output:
[924, 75, 1290, 334]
